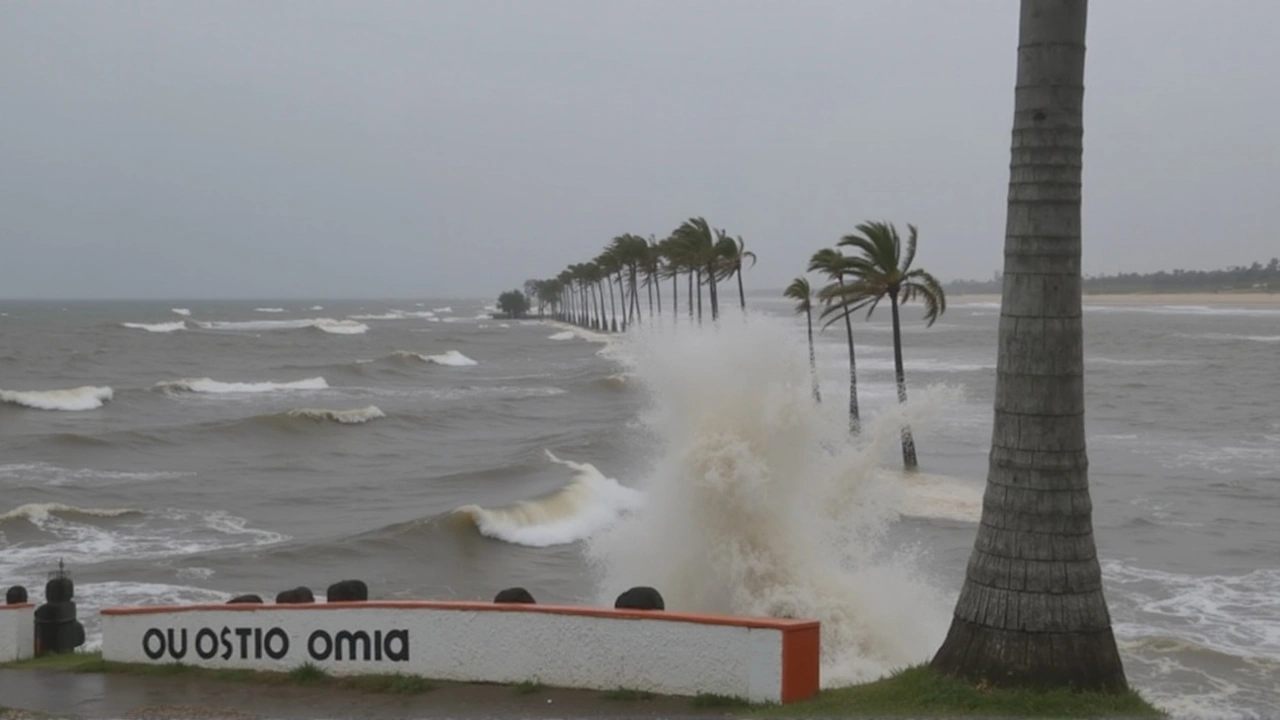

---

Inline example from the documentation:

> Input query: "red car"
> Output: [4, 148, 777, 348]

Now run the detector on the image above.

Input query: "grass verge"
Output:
[0, 651, 435, 695]
[601, 688, 655, 701]
[746, 665, 1164, 718]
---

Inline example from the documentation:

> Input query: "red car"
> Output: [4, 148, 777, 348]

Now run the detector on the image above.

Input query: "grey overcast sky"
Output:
[1, 1, 1277, 299]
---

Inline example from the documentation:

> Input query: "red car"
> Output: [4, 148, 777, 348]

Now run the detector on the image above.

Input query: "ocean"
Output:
[1, 297, 1276, 718]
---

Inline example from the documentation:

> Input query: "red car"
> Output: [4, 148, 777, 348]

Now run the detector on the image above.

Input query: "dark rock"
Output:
[493, 587, 536, 604]
[45, 576, 74, 603]
[275, 587, 315, 604]
[326, 579, 368, 602]
[5, 585, 27, 604]
[614, 586, 664, 610]
[227, 594, 264, 605]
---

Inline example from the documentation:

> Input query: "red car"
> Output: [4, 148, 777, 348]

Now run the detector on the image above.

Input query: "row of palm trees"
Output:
[521, 217, 946, 471]
[786, 221, 946, 470]
[523, 217, 756, 333]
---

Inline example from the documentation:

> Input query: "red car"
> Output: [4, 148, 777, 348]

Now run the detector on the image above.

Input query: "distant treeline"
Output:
[946, 258, 1280, 295]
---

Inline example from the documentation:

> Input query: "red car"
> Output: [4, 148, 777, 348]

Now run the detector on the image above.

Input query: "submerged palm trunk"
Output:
[931, 0, 1128, 692]
[806, 306, 821, 403]
[889, 291, 917, 468]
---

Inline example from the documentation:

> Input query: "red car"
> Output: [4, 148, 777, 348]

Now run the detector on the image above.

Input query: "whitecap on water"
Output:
[0, 385, 113, 411]
[153, 376, 329, 394]
[122, 321, 186, 333]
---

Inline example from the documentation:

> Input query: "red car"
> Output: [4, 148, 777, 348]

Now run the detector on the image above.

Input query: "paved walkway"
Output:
[0, 669, 727, 720]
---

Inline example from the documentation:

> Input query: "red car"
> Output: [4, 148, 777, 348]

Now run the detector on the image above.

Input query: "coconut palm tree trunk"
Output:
[930, 0, 1128, 692]
[889, 290, 917, 469]
[647, 278, 654, 318]
[615, 270, 628, 331]
[837, 277, 861, 433]
[687, 271, 694, 321]
[655, 272, 662, 316]
[629, 266, 642, 324]
[806, 306, 821, 403]
[708, 266, 720, 321]
[671, 273, 678, 324]
[606, 276, 619, 332]
[737, 267, 747, 313]
[695, 270, 703, 322]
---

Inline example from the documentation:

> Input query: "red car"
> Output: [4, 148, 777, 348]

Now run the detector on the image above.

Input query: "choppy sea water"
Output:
[1, 297, 1276, 718]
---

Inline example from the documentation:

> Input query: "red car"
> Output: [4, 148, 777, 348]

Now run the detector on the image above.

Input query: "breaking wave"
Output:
[0, 385, 114, 411]
[171, 308, 191, 316]
[452, 450, 643, 547]
[586, 315, 958, 686]
[282, 406, 385, 424]
[153, 377, 329, 394]
[549, 331, 576, 340]
[122, 321, 186, 333]
[255, 307, 286, 313]
[195, 318, 368, 335]
[412, 350, 478, 366]
[0, 503, 143, 524]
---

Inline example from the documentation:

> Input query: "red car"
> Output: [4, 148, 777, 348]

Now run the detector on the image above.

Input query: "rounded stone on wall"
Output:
[614, 586, 664, 610]
[275, 587, 315, 604]
[5, 585, 27, 604]
[493, 587, 536, 604]
[326, 579, 368, 602]
[45, 577, 74, 603]
[227, 594, 264, 604]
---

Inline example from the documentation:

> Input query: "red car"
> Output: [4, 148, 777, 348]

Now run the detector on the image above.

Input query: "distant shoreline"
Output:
[951, 292, 1280, 307]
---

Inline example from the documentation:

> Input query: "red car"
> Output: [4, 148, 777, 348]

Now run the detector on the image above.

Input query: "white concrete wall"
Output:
[0, 604, 35, 663]
[101, 602, 819, 703]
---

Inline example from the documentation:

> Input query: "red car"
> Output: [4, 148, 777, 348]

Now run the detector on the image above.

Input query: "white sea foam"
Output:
[1086, 304, 1280, 318]
[421, 350, 478, 366]
[122, 321, 187, 333]
[0, 463, 194, 487]
[154, 376, 329, 394]
[586, 316, 957, 686]
[74, 582, 237, 650]
[195, 318, 368, 335]
[170, 308, 191, 316]
[549, 331, 577, 340]
[1175, 332, 1280, 344]
[0, 385, 113, 411]
[255, 307, 286, 313]
[310, 305, 324, 310]
[453, 450, 644, 547]
[0, 503, 142, 523]
[285, 405, 385, 424]
[433, 306, 453, 313]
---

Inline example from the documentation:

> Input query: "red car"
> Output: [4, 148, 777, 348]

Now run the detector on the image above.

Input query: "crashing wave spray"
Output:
[585, 315, 958, 686]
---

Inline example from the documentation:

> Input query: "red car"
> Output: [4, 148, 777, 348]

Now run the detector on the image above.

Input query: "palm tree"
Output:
[596, 249, 623, 332]
[820, 221, 946, 470]
[930, 0, 1128, 692]
[809, 248, 860, 433]
[785, 277, 821, 403]
[724, 236, 757, 314]
[673, 217, 732, 322]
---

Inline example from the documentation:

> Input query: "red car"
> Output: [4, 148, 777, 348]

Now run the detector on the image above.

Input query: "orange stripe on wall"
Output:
[0, 604, 33, 611]
[101, 600, 820, 632]
[780, 623, 820, 703]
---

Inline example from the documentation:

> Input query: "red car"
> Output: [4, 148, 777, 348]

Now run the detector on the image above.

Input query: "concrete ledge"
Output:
[101, 600, 820, 703]
[0, 603, 35, 662]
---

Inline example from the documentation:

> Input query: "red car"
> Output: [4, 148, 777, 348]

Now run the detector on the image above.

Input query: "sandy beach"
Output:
[952, 292, 1280, 307]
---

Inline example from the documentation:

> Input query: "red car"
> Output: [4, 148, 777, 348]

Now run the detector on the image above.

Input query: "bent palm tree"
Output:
[821, 221, 945, 470]
[724, 236, 757, 314]
[785, 277, 821, 403]
[930, 0, 1128, 692]
[809, 248, 860, 433]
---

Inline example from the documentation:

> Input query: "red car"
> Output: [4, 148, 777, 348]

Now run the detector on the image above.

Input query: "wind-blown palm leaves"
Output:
[819, 221, 946, 470]
[784, 277, 821, 403]
[527, 218, 755, 333]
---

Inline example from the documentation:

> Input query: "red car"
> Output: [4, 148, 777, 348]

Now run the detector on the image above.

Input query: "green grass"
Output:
[1, 651, 435, 695]
[602, 688, 655, 701]
[745, 665, 1164, 718]
[692, 693, 752, 709]
[514, 680, 545, 695]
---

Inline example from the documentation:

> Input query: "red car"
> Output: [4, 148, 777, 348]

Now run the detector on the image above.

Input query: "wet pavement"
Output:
[0, 669, 728, 720]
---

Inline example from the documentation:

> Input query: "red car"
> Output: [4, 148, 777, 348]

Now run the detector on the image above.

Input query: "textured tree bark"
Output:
[930, 0, 1128, 692]
[889, 292, 918, 469]
[837, 276, 861, 434]
[807, 307, 822, 403]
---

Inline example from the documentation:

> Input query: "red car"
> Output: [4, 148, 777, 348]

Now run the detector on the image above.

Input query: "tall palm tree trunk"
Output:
[629, 266, 642, 324]
[695, 270, 703, 322]
[737, 267, 747, 313]
[707, 266, 720, 321]
[837, 277, 861, 433]
[931, 0, 1127, 692]
[687, 271, 694, 320]
[655, 272, 662, 316]
[806, 307, 821, 403]
[615, 270, 628, 331]
[647, 278, 654, 318]
[889, 291, 917, 468]
[606, 276, 619, 332]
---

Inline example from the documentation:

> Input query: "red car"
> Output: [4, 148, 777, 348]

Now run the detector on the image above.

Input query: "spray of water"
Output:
[586, 314, 959, 686]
